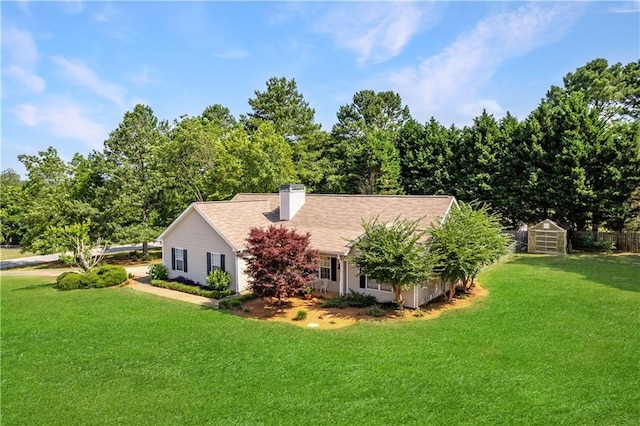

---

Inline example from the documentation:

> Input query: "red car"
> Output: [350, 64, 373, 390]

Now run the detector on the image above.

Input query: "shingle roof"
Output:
[187, 193, 456, 254]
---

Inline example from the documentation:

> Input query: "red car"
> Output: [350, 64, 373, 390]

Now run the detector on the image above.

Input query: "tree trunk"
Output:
[394, 284, 404, 306]
[142, 241, 148, 256]
[448, 280, 455, 301]
[77, 250, 91, 272]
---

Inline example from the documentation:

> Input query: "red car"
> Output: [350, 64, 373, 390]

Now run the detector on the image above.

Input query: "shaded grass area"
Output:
[0, 247, 35, 260]
[2, 254, 639, 425]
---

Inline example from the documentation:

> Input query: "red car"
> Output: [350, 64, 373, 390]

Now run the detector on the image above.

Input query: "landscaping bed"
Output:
[221, 286, 488, 329]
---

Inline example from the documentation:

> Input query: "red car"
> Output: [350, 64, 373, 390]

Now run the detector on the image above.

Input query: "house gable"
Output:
[159, 206, 240, 289]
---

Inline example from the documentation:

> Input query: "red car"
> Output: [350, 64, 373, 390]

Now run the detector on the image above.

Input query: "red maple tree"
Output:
[245, 226, 320, 301]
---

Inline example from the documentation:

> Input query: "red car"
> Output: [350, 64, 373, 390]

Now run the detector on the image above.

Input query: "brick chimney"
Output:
[279, 184, 305, 220]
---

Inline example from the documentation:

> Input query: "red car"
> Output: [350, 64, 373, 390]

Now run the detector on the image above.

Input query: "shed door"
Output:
[535, 230, 559, 253]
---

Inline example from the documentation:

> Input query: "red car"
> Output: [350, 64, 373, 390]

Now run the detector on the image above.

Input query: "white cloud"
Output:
[17, 0, 31, 16]
[50, 56, 126, 107]
[389, 3, 582, 124]
[15, 104, 39, 126]
[14, 99, 106, 150]
[213, 49, 250, 60]
[129, 66, 151, 85]
[62, 0, 85, 15]
[610, 1, 640, 13]
[1, 27, 46, 93]
[5, 65, 45, 93]
[457, 99, 505, 118]
[94, 2, 117, 22]
[2, 26, 39, 69]
[315, 2, 439, 65]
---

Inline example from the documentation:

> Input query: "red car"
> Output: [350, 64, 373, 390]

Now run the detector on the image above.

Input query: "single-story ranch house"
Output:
[157, 184, 459, 308]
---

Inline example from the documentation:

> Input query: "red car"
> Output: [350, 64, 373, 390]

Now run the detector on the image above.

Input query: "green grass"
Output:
[2, 254, 639, 425]
[0, 247, 35, 260]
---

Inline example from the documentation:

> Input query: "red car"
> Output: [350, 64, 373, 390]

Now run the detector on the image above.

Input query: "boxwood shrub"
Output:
[89, 265, 128, 288]
[56, 272, 90, 290]
[150, 279, 233, 299]
[55, 265, 127, 290]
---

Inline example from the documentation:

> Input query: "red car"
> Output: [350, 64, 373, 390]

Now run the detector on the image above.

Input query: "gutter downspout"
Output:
[337, 255, 343, 295]
[235, 250, 241, 293]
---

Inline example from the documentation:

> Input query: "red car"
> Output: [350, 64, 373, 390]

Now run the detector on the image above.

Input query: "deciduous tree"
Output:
[244, 226, 320, 302]
[348, 217, 438, 306]
[0, 169, 25, 245]
[429, 202, 511, 301]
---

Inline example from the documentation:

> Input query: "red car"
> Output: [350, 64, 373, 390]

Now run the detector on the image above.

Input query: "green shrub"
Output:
[150, 279, 233, 299]
[322, 295, 349, 308]
[206, 269, 231, 291]
[56, 272, 89, 290]
[367, 304, 385, 317]
[322, 291, 378, 309]
[87, 265, 128, 288]
[148, 263, 168, 280]
[56, 267, 126, 290]
[237, 293, 258, 303]
[295, 310, 307, 320]
[379, 300, 401, 310]
[345, 290, 378, 307]
[219, 298, 243, 310]
[575, 235, 616, 253]
[599, 240, 616, 253]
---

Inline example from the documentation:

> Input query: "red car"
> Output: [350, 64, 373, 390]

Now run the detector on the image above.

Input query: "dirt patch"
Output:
[229, 285, 488, 329]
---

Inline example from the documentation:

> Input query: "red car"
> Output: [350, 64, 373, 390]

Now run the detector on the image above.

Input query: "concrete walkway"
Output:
[130, 280, 219, 308]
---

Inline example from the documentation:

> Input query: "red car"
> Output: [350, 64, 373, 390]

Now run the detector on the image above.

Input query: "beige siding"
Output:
[237, 257, 250, 293]
[343, 262, 448, 308]
[344, 262, 402, 305]
[162, 208, 238, 290]
[415, 279, 450, 307]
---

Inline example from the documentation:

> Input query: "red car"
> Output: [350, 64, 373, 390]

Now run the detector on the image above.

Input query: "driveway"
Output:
[0, 244, 160, 270]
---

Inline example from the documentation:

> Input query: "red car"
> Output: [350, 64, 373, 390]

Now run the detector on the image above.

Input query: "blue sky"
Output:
[2, 1, 639, 177]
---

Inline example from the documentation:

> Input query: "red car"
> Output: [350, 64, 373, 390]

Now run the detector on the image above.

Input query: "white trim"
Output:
[319, 256, 331, 280]
[157, 203, 237, 252]
[338, 256, 344, 295]
[442, 196, 459, 221]
[174, 247, 186, 272]
[235, 252, 240, 293]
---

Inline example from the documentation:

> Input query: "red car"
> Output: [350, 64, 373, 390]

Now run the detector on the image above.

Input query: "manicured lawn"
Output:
[2, 254, 639, 425]
[0, 247, 35, 260]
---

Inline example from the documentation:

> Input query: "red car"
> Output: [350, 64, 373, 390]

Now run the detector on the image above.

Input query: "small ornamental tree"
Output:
[245, 226, 320, 302]
[33, 220, 107, 272]
[429, 202, 512, 301]
[348, 217, 439, 306]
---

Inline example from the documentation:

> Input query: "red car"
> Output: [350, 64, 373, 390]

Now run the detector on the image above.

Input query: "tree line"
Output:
[1, 58, 639, 256]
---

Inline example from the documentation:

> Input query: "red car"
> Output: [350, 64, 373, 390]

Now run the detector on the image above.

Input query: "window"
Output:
[320, 257, 331, 280]
[172, 248, 188, 272]
[359, 269, 391, 292]
[320, 256, 337, 281]
[207, 252, 226, 274]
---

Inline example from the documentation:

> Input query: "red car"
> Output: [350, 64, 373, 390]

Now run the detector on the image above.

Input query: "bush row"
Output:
[322, 290, 378, 308]
[150, 279, 233, 299]
[56, 265, 128, 290]
[219, 293, 259, 310]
